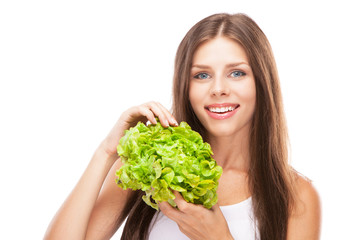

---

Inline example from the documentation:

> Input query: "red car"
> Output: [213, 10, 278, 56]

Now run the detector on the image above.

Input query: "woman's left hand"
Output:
[158, 192, 234, 240]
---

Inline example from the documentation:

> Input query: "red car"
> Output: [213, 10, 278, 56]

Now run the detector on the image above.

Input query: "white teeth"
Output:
[208, 106, 235, 113]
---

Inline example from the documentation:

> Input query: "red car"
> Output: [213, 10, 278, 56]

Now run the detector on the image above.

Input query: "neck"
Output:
[207, 129, 250, 172]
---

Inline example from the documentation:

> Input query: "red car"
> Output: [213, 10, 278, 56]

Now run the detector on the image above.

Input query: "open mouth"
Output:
[204, 104, 240, 120]
[205, 104, 240, 114]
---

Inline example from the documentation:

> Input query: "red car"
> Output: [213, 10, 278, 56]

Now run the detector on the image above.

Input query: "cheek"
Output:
[243, 83, 256, 115]
[234, 80, 256, 115]
[189, 82, 201, 111]
[240, 79, 256, 102]
[244, 87, 256, 104]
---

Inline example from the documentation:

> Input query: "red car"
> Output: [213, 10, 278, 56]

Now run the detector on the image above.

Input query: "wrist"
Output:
[95, 143, 119, 163]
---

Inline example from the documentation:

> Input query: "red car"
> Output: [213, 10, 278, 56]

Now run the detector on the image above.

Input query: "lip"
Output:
[205, 103, 240, 120]
[206, 103, 239, 108]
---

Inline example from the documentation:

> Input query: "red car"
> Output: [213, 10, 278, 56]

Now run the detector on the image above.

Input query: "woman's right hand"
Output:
[98, 101, 179, 161]
[45, 103, 178, 240]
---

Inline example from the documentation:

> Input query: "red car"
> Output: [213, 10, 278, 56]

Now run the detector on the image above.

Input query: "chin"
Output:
[206, 124, 239, 138]
[202, 117, 253, 139]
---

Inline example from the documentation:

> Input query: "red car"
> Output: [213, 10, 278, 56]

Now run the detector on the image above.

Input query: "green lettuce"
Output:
[115, 120, 222, 210]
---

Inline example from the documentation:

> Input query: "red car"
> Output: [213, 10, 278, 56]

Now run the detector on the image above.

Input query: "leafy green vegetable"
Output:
[115, 120, 222, 210]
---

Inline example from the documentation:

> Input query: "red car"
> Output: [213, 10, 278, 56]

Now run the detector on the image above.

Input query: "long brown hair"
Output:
[119, 13, 296, 240]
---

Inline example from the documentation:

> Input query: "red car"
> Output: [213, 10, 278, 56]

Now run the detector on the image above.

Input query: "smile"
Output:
[205, 104, 240, 120]
[208, 106, 236, 113]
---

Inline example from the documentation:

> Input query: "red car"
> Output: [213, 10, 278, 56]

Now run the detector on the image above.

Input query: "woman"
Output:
[45, 13, 321, 240]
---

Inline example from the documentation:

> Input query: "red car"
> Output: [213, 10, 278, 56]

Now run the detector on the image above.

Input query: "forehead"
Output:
[192, 37, 249, 65]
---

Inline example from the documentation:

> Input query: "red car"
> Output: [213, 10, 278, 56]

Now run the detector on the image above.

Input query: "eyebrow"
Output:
[191, 62, 249, 69]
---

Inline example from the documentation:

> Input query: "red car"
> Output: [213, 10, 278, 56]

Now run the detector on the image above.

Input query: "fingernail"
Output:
[171, 118, 178, 126]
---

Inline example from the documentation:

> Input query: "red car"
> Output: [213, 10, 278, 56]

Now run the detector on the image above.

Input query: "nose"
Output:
[210, 78, 230, 97]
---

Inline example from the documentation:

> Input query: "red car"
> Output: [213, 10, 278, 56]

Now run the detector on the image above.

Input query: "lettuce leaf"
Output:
[115, 120, 222, 210]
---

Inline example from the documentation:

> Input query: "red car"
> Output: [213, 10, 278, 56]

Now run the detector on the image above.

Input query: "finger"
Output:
[151, 102, 171, 127]
[154, 102, 179, 126]
[142, 101, 178, 127]
[144, 102, 170, 127]
[158, 200, 183, 221]
[173, 191, 194, 213]
[211, 203, 221, 213]
[137, 106, 157, 125]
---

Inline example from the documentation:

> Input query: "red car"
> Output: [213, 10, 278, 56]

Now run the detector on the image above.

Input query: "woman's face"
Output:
[189, 36, 256, 139]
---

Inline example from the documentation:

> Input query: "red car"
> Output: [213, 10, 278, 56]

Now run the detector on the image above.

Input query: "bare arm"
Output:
[85, 157, 132, 240]
[44, 148, 121, 240]
[287, 176, 322, 240]
[44, 102, 178, 240]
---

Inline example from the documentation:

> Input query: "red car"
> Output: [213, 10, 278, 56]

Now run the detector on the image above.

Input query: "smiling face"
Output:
[189, 36, 256, 139]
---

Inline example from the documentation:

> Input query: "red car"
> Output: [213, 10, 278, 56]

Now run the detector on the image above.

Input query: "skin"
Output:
[44, 102, 179, 240]
[44, 36, 321, 240]
[159, 37, 321, 239]
[159, 36, 257, 239]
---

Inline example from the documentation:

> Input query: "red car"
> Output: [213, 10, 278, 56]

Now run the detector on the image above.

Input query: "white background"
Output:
[1, 0, 359, 239]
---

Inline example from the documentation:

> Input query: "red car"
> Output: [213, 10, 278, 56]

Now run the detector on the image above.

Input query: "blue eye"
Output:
[194, 73, 210, 79]
[230, 71, 246, 78]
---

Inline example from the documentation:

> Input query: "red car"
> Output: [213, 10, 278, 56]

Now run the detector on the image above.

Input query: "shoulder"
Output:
[294, 174, 321, 212]
[287, 173, 321, 239]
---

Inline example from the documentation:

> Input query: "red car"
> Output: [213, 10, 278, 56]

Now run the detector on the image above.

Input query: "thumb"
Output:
[211, 203, 221, 212]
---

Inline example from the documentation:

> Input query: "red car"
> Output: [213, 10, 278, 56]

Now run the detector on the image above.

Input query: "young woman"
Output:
[45, 13, 321, 240]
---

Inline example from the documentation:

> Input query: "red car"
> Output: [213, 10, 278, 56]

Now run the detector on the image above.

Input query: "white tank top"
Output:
[148, 197, 259, 240]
